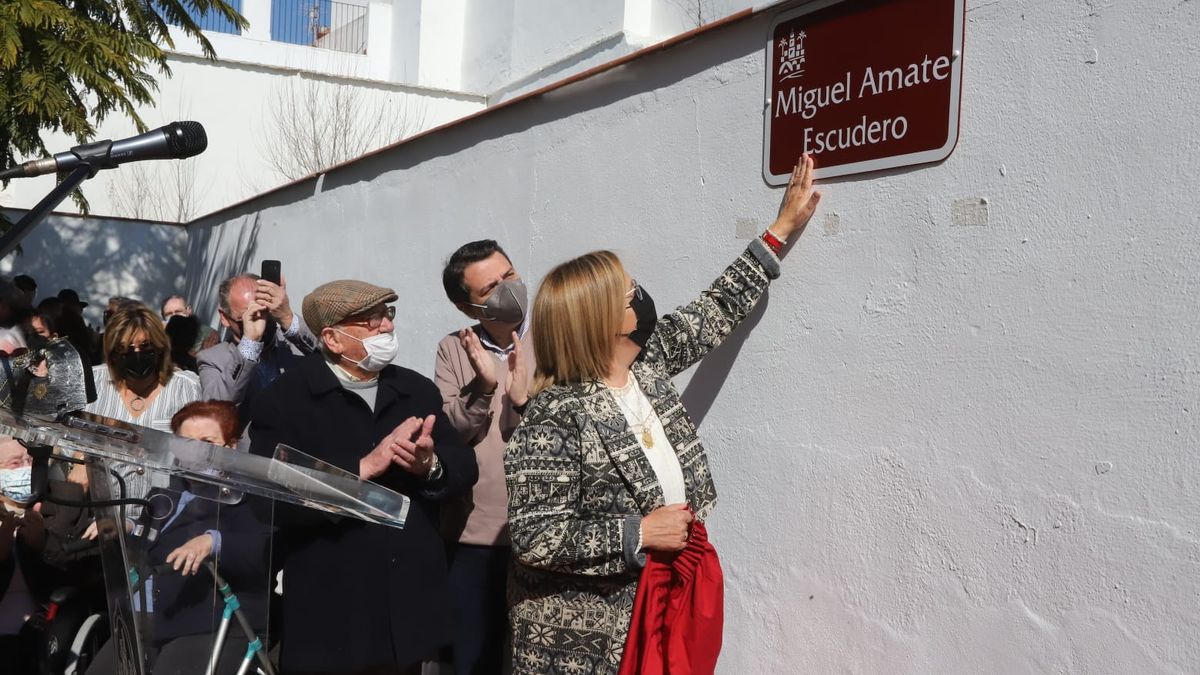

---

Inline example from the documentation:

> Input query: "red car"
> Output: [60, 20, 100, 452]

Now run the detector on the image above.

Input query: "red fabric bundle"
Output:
[618, 521, 724, 675]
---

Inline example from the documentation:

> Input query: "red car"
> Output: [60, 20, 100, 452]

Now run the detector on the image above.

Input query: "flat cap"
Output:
[302, 280, 398, 331]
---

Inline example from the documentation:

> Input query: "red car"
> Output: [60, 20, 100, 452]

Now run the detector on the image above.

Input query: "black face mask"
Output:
[120, 349, 160, 380]
[625, 285, 657, 349]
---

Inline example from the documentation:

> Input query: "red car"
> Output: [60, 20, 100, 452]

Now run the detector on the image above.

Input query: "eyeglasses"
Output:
[121, 341, 155, 355]
[625, 279, 643, 307]
[341, 305, 396, 330]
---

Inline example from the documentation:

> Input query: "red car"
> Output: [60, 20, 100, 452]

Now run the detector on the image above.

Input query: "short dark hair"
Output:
[160, 294, 187, 316]
[13, 275, 36, 292]
[441, 240, 509, 305]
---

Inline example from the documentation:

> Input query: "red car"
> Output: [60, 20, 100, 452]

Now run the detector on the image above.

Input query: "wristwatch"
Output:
[424, 454, 443, 481]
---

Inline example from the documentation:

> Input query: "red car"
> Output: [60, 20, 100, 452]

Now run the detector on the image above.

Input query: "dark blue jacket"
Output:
[141, 478, 271, 644]
[249, 353, 478, 673]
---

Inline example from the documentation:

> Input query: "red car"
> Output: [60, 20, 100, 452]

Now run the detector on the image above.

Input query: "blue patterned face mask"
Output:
[0, 466, 33, 504]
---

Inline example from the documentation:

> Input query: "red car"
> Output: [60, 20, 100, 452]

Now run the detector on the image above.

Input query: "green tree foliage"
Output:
[0, 0, 246, 211]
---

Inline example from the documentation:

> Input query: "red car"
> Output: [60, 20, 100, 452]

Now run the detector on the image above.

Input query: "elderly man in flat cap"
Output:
[248, 280, 479, 675]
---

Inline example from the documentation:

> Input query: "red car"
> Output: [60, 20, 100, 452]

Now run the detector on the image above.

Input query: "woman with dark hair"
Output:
[85, 400, 272, 675]
[29, 309, 58, 341]
[504, 156, 822, 672]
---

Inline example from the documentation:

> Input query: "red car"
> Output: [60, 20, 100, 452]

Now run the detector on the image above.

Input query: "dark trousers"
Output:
[0, 626, 38, 674]
[447, 543, 510, 675]
[87, 632, 252, 675]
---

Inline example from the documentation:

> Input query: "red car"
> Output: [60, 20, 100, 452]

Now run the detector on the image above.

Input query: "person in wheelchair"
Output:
[86, 400, 272, 675]
[1, 428, 107, 675]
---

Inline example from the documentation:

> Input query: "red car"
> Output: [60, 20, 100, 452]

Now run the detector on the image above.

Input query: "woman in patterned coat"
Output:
[505, 156, 822, 673]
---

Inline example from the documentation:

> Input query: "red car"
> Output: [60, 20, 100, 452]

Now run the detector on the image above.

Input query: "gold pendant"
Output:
[641, 428, 654, 448]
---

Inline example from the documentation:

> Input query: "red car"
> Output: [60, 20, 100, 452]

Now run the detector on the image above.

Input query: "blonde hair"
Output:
[104, 304, 174, 387]
[531, 251, 626, 394]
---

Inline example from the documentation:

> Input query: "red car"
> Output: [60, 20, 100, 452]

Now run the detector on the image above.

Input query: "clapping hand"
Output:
[390, 415, 437, 477]
[459, 328, 497, 395]
[359, 415, 439, 480]
[507, 331, 529, 409]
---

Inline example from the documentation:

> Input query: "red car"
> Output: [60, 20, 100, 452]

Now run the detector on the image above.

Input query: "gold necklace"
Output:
[607, 376, 657, 448]
[124, 386, 152, 413]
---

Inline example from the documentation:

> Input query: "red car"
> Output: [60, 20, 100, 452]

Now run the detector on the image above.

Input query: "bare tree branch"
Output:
[261, 72, 427, 181]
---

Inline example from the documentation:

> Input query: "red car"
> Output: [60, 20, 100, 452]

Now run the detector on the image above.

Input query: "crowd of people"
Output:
[0, 156, 821, 674]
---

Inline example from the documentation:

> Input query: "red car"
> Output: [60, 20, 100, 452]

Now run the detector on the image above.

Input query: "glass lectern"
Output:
[2, 337, 409, 675]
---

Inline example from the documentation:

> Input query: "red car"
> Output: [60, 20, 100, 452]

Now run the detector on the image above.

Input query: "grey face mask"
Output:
[468, 278, 528, 324]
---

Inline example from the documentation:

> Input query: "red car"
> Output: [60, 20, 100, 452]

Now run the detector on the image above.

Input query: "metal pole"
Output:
[0, 164, 94, 258]
[206, 610, 234, 675]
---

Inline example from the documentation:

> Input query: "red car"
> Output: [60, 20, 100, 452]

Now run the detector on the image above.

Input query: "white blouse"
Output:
[608, 376, 687, 505]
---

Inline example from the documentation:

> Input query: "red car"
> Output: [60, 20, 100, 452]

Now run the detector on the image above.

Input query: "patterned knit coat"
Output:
[505, 239, 781, 674]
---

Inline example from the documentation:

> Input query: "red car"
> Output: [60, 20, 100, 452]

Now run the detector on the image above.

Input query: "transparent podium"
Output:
[0, 339, 410, 675]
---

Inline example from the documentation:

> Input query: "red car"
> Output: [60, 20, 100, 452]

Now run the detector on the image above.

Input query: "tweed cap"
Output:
[302, 280, 398, 331]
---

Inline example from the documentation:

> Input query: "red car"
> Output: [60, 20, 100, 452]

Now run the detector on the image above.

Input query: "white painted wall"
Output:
[0, 55, 485, 222]
[0, 211, 189, 326]
[123, 0, 1200, 671]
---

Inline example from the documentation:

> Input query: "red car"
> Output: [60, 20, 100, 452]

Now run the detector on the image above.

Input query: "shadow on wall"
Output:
[0, 212, 189, 324]
[680, 291, 769, 428]
[184, 212, 263, 323]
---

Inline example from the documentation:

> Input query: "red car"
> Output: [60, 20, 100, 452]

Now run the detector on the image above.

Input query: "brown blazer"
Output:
[505, 240, 781, 673]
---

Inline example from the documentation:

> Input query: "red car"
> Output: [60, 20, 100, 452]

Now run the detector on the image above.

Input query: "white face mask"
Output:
[335, 329, 399, 372]
[0, 466, 34, 504]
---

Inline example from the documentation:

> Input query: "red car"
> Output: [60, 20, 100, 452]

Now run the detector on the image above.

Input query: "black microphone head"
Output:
[164, 121, 207, 159]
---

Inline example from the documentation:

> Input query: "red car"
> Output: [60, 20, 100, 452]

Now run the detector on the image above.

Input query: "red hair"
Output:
[170, 400, 241, 446]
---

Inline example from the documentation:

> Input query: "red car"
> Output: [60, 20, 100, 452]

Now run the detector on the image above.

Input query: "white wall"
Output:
[186, 0, 1200, 671]
[0, 55, 485, 222]
[0, 211, 188, 326]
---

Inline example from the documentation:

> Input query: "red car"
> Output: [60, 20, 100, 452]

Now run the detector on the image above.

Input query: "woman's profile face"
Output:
[178, 416, 231, 448]
[618, 273, 637, 339]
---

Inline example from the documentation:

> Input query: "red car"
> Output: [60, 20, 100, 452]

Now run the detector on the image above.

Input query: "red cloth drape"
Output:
[618, 521, 724, 675]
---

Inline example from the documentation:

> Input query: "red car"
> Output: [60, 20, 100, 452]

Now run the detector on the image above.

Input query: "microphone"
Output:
[0, 121, 207, 180]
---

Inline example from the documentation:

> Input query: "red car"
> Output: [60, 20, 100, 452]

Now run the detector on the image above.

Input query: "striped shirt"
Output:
[84, 365, 201, 509]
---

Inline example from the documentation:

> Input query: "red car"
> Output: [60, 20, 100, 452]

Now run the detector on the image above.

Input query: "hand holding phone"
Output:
[256, 260, 293, 329]
[261, 259, 282, 286]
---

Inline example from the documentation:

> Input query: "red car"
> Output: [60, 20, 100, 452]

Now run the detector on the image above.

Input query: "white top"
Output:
[85, 365, 202, 432]
[83, 366, 201, 513]
[608, 376, 687, 505]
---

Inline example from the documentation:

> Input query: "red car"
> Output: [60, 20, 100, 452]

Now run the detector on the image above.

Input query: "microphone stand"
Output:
[0, 140, 113, 258]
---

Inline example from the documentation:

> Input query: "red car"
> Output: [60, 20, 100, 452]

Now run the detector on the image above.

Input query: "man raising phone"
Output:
[198, 263, 318, 421]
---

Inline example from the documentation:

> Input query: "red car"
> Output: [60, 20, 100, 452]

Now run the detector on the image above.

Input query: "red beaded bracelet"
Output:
[762, 230, 785, 255]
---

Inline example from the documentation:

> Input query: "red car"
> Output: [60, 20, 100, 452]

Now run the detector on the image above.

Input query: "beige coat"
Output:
[505, 240, 781, 673]
[435, 327, 533, 546]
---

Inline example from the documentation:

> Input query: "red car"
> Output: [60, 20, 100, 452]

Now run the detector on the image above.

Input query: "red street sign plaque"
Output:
[763, 0, 966, 183]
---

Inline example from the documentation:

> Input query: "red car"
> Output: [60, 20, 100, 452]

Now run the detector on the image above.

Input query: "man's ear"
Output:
[321, 327, 344, 355]
[217, 310, 234, 330]
[454, 302, 478, 320]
